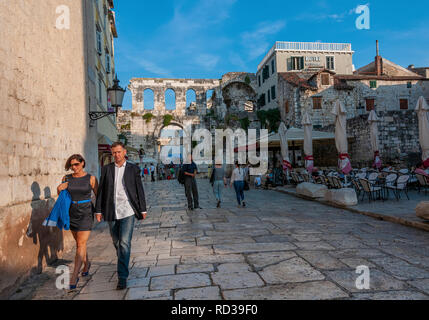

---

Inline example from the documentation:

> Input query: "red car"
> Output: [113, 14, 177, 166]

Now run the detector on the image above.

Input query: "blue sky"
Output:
[114, 0, 429, 110]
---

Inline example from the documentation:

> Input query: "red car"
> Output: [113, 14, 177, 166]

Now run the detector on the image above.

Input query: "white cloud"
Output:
[241, 20, 286, 61]
[195, 54, 220, 70]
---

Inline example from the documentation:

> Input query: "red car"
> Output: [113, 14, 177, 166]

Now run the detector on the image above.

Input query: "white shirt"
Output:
[230, 167, 245, 184]
[114, 162, 135, 220]
[95, 161, 147, 220]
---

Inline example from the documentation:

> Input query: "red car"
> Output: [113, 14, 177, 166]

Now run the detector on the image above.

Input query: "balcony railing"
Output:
[257, 41, 353, 71]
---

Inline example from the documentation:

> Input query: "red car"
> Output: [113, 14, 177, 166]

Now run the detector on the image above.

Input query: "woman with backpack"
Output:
[230, 161, 246, 208]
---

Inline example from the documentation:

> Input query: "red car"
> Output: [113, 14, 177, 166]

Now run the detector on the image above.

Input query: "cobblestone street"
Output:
[11, 179, 429, 300]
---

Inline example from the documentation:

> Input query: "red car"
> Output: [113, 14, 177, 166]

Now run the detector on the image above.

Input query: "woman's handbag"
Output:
[244, 180, 250, 191]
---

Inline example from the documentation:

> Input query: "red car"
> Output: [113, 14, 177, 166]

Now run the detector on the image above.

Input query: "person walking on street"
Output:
[150, 163, 155, 182]
[143, 165, 149, 182]
[95, 142, 147, 290]
[230, 161, 246, 208]
[56, 154, 98, 290]
[183, 155, 201, 211]
[210, 163, 227, 208]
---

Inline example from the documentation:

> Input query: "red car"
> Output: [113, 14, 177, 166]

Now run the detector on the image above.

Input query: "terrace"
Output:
[258, 41, 354, 71]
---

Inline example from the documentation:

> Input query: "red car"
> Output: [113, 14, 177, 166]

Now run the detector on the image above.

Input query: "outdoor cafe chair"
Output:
[385, 175, 410, 201]
[313, 175, 323, 185]
[332, 176, 348, 189]
[398, 169, 409, 175]
[356, 172, 367, 180]
[301, 173, 311, 183]
[368, 172, 378, 184]
[416, 174, 429, 195]
[291, 172, 303, 185]
[359, 178, 383, 203]
[351, 179, 363, 197]
[319, 175, 329, 187]
[327, 176, 336, 189]
[384, 173, 398, 188]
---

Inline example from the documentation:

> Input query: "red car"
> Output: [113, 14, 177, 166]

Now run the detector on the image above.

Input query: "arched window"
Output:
[186, 89, 196, 108]
[206, 89, 214, 101]
[165, 89, 176, 110]
[143, 89, 154, 110]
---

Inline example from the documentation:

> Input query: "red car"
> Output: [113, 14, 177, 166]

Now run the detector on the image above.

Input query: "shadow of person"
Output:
[26, 182, 65, 275]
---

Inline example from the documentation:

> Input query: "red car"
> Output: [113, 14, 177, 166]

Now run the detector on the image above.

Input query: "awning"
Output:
[98, 135, 113, 153]
[266, 127, 336, 144]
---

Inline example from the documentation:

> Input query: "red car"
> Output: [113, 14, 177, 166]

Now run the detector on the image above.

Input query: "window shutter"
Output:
[400, 99, 408, 110]
[366, 99, 375, 111]
[321, 74, 330, 86]
[313, 97, 322, 110]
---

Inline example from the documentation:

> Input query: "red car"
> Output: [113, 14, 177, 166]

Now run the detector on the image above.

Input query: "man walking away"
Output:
[183, 155, 201, 211]
[95, 142, 147, 290]
[150, 163, 155, 182]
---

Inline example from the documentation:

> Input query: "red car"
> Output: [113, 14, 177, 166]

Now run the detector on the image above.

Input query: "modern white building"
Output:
[256, 41, 355, 110]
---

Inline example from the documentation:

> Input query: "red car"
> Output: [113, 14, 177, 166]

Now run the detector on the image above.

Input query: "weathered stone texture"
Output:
[0, 0, 98, 298]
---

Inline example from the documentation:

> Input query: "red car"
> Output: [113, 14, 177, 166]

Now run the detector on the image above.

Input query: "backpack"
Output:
[178, 168, 185, 185]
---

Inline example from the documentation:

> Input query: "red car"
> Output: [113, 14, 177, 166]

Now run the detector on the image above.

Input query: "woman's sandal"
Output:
[81, 262, 91, 277]
[69, 277, 80, 290]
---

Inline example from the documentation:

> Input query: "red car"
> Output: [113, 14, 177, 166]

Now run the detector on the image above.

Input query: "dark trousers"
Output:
[108, 215, 135, 282]
[184, 177, 199, 209]
[234, 181, 245, 204]
[151, 172, 155, 182]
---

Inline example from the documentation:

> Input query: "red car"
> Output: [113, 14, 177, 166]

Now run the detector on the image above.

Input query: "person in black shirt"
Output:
[182, 155, 201, 211]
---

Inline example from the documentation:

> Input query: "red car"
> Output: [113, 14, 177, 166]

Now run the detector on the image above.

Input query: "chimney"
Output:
[375, 40, 383, 76]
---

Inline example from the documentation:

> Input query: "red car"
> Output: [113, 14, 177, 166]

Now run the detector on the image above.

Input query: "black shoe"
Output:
[117, 280, 127, 290]
[188, 207, 194, 211]
[216, 201, 220, 208]
[242, 202, 246, 207]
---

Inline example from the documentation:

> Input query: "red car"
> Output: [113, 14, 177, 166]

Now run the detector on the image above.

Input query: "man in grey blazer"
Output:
[95, 142, 147, 290]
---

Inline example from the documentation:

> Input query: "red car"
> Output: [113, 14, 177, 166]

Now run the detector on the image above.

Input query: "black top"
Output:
[183, 162, 198, 174]
[66, 174, 92, 202]
[95, 162, 147, 222]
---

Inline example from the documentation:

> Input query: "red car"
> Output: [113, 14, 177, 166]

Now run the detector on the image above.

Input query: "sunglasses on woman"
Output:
[70, 162, 81, 167]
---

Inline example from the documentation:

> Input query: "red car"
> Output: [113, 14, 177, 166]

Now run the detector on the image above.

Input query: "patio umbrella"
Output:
[331, 99, 352, 175]
[368, 110, 382, 169]
[278, 122, 292, 171]
[416, 96, 429, 167]
[302, 112, 314, 173]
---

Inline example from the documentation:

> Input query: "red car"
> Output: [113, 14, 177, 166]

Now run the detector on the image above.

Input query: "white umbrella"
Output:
[302, 112, 314, 173]
[331, 100, 352, 174]
[416, 96, 429, 163]
[368, 110, 382, 169]
[278, 122, 292, 171]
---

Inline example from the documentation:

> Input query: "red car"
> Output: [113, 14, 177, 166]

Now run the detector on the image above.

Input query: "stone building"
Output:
[0, 0, 108, 297]
[256, 41, 355, 111]
[276, 44, 429, 167]
[86, 0, 119, 169]
[118, 72, 258, 163]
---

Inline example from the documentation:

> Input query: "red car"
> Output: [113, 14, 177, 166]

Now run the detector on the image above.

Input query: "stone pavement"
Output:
[10, 179, 429, 300]
[276, 186, 429, 231]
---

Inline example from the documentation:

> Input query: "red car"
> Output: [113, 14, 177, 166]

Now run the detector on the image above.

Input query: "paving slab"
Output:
[258, 257, 325, 284]
[214, 242, 297, 254]
[175, 286, 222, 300]
[223, 281, 349, 300]
[150, 273, 211, 291]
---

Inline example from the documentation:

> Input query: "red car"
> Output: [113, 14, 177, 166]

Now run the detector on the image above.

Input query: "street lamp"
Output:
[89, 74, 126, 121]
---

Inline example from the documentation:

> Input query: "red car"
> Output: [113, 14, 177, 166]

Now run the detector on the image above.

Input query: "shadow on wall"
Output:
[26, 182, 64, 274]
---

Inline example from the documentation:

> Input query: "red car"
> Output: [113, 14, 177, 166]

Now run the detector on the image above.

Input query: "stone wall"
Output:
[122, 74, 259, 162]
[0, 0, 98, 298]
[279, 74, 429, 168]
